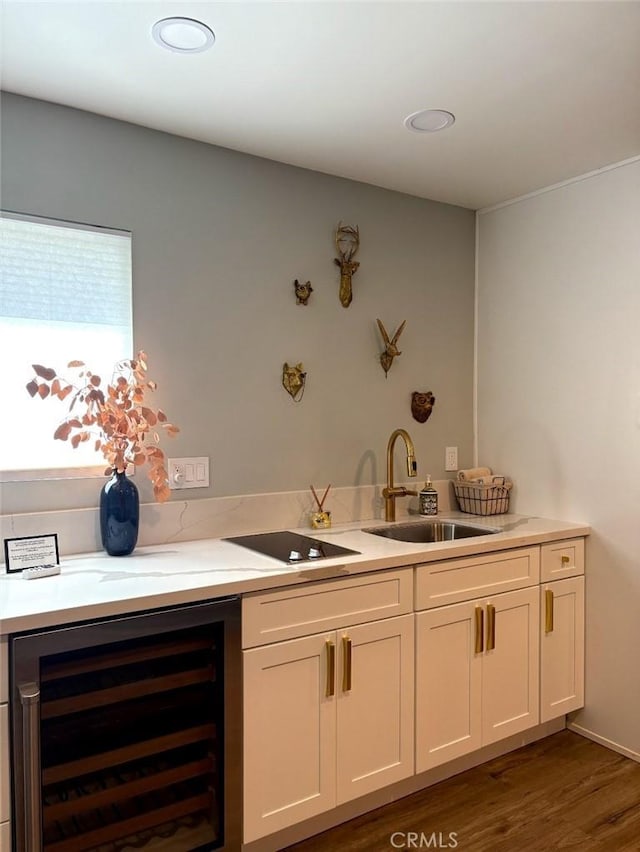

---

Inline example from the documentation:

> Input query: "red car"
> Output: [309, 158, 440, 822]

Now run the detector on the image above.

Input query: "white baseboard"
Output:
[568, 721, 640, 764]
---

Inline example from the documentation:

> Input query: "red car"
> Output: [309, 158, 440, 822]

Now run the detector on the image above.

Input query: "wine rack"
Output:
[37, 624, 225, 852]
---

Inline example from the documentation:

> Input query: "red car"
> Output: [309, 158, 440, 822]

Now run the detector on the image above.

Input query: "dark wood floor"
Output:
[284, 731, 640, 851]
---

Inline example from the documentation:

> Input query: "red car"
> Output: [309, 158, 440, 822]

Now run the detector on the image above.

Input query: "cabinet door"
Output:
[540, 576, 585, 722]
[482, 586, 540, 745]
[336, 614, 414, 803]
[415, 603, 482, 772]
[243, 632, 337, 843]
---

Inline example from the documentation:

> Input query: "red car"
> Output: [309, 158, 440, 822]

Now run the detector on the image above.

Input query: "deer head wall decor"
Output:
[377, 319, 406, 377]
[334, 222, 360, 308]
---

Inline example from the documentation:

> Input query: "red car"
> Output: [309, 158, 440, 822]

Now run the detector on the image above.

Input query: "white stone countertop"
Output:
[0, 512, 590, 635]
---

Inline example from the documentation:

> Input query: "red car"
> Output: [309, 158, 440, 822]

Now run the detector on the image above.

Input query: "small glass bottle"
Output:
[419, 476, 438, 516]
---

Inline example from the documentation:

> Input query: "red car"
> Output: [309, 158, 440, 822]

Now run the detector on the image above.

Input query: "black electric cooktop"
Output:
[224, 530, 360, 564]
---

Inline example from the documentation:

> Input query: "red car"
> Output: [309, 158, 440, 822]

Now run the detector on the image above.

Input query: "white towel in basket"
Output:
[457, 467, 492, 481]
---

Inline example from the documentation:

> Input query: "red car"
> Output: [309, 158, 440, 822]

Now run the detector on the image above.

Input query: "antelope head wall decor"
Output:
[377, 319, 406, 376]
[334, 222, 360, 308]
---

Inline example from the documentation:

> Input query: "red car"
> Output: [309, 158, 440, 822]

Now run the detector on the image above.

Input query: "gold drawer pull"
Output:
[326, 640, 336, 697]
[486, 604, 496, 651]
[561, 555, 571, 565]
[474, 606, 484, 654]
[342, 636, 352, 692]
[545, 589, 554, 633]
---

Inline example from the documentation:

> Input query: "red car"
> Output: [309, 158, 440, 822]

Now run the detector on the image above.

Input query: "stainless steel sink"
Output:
[363, 520, 500, 543]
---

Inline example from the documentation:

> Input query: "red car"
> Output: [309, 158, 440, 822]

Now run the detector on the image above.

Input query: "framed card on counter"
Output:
[3, 533, 59, 573]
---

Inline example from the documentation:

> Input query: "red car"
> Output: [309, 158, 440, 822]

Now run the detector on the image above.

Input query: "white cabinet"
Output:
[481, 586, 540, 744]
[244, 614, 414, 842]
[539, 540, 585, 722]
[242, 568, 413, 649]
[242, 569, 414, 843]
[415, 600, 482, 768]
[242, 540, 586, 843]
[244, 630, 336, 839]
[414, 546, 540, 611]
[415, 545, 543, 773]
[335, 615, 414, 803]
[540, 538, 584, 582]
[416, 585, 539, 772]
[540, 575, 585, 722]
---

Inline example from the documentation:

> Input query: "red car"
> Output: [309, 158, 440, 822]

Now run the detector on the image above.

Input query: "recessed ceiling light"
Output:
[404, 109, 456, 133]
[152, 17, 215, 53]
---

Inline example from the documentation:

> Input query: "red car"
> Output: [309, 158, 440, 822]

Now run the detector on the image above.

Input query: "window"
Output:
[0, 212, 133, 478]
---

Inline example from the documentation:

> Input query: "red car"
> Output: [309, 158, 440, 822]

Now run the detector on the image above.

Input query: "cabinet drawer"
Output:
[415, 547, 540, 610]
[242, 568, 413, 648]
[541, 538, 585, 581]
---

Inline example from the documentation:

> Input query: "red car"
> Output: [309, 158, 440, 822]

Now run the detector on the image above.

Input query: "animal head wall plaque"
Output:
[411, 391, 436, 423]
[377, 319, 406, 376]
[334, 222, 360, 308]
[294, 279, 313, 305]
[282, 362, 307, 401]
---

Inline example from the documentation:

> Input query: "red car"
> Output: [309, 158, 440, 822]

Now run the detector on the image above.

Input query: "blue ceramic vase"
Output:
[100, 470, 139, 556]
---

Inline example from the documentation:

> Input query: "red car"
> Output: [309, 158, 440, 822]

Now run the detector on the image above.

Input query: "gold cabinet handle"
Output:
[342, 636, 352, 692]
[474, 606, 484, 654]
[545, 589, 554, 633]
[561, 555, 570, 565]
[326, 640, 336, 697]
[486, 604, 496, 651]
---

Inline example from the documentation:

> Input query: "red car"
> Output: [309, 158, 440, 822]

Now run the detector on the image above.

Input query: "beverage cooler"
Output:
[10, 597, 242, 852]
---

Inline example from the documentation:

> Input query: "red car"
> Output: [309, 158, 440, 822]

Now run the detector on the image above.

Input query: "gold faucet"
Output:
[382, 428, 418, 521]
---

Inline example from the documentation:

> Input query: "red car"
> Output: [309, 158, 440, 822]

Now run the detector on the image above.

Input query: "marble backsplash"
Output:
[1, 480, 454, 562]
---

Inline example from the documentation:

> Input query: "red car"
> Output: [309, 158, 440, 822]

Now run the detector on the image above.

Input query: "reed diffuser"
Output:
[310, 484, 332, 529]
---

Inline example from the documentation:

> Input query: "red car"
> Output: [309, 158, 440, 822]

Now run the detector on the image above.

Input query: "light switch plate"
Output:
[168, 457, 210, 489]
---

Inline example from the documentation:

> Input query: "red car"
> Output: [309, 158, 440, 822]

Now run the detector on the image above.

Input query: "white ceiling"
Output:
[2, 1, 639, 210]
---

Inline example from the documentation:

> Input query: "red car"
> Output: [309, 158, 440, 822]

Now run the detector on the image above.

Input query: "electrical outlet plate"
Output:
[445, 446, 458, 471]
[168, 457, 210, 489]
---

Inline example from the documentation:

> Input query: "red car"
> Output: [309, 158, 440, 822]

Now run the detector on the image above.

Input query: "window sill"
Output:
[0, 466, 134, 483]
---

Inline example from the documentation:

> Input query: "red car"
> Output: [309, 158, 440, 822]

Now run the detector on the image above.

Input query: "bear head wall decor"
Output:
[411, 391, 436, 423]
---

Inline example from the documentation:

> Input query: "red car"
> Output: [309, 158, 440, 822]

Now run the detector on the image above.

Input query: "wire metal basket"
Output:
[453, 479, 512, 516]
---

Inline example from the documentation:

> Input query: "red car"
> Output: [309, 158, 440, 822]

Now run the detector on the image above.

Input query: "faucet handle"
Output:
[383, 485, 407, 498]
[384, 486, 418, 498]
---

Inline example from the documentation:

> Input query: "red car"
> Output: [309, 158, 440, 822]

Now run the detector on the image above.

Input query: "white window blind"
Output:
[0, 212, 133, 476]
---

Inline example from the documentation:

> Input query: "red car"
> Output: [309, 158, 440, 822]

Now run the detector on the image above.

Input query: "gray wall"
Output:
[1, 93, 475, 513]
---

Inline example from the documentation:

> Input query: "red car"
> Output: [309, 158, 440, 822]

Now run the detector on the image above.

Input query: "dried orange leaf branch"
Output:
[26, 350, 179, 502]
